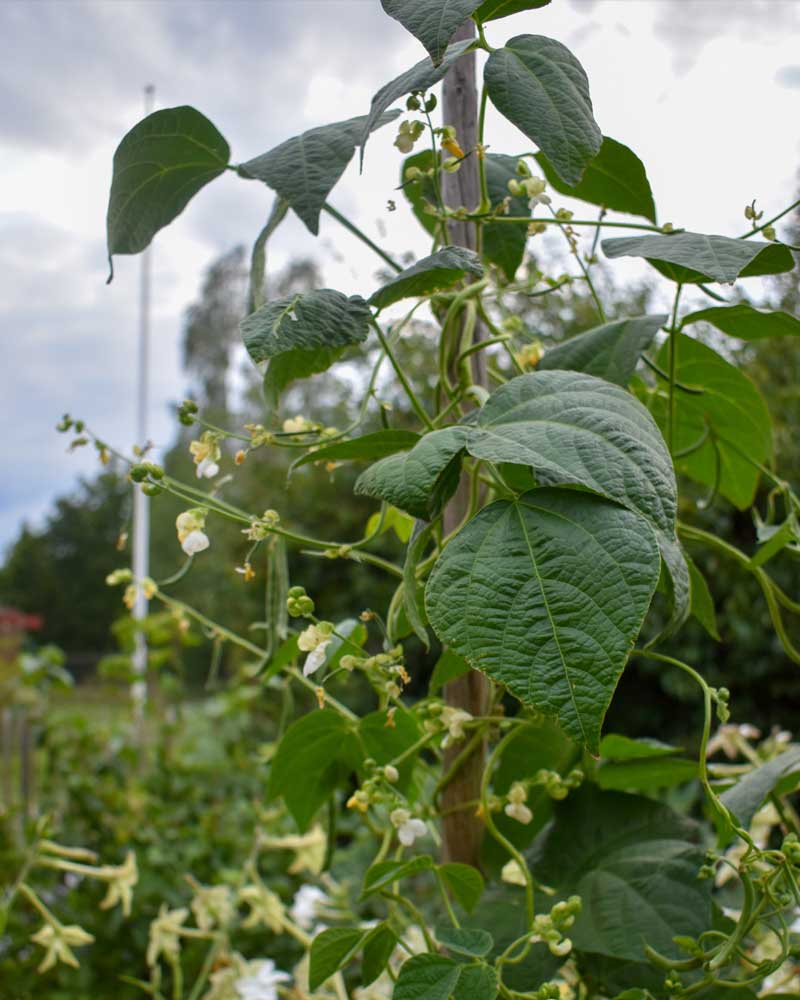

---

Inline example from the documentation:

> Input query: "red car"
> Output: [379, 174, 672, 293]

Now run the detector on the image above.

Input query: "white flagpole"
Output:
[132, 84, 155, 719]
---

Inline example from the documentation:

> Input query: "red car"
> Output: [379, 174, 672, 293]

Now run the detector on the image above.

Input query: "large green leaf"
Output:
[267, 710, 358, 830]
[370, 247, 483, 309]
[425, 489, 660, 751]
[602, 232, 795, 284]
[484, 35, 602, 186]
[720, 747, 800, 830]
[483, 153, 531, 280]
[263, 346, 345, 412]
[599, 734, 681, 760]
[381, 0, 481, 65]
[394, 955, 462, 1000]
[656, 531, 691, 637]
[466, 371, 676, 535]
[476, 0, 551, 21]
[242, 289, 371, 364]
[292, 430, 421, 471]
[454, 964, 498, 1000]
[106, 106, 230, 269]
[435, 926, 493, 958]
[362, 855, 435, 897]
[362, 924, 397, 986]
[535, 136, 656, 223]
[403, 522, 433, 647]
[537, 315, 667, 387]
[241, 111, 399, 235]
[682, 303, 800, 341]
[310, 928, 366, 991]
[530, 787, 711, 961]
[650, 335, 772, 509]
[361, 39, 474, 162]
[354, 427, 469, 520]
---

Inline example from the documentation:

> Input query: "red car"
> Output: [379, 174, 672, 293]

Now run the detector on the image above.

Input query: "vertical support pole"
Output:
[440, 20, 491, 867]
[131, 84, 155, 721]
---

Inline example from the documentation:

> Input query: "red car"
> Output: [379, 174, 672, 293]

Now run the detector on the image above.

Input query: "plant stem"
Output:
[322, 203, 403, 273]
[372, 320, 434, 429]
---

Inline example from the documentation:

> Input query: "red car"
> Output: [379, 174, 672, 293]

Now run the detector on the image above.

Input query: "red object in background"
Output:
[0, 606, 43, 635]
[0, 605, 43, 665]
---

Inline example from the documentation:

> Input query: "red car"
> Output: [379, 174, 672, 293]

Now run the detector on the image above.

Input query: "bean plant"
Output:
[8, 2, 800, 999]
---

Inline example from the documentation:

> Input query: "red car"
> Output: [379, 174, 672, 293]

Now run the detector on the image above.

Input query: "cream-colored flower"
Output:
[31, 922, 94, 973]
[297, 622, 333, 652]
[259, 825, 326, 875]
[504, 782, 533, 825]
[390, 808, 428, 847]
[303, 640, 331, 677]
[182, 529, 210, 556]
[189, 433, 221, 478]
[237, 884, 286, 933]
[501, 860, 527, 886]
[191, 883, 235, 932]
[282, 415, 314, 434]
[99, 850, 138, 917]
[234, 958, 291, 1000]
[439, 706, 472, 748]
[147, 905, 189, 967]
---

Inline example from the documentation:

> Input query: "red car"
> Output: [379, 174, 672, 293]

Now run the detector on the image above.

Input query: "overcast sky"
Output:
[1, 0, 799, 552]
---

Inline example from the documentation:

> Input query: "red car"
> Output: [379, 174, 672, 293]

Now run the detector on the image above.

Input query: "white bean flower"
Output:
[196, 456, 220, 479]
[289, 884, 330, 931]
[504, 781, 533, 825]
[390, 808, 428, 847]
[182, 529, 210, 556]
[303, 640, 331, 677]
[234, 958, 291, 1000]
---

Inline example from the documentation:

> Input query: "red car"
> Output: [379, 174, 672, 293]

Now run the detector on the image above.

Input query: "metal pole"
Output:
[131, 84, 155, 719]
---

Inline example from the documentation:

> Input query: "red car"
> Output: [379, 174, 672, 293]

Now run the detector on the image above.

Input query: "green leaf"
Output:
[595, 756, 698, 792]
[262, 346, 345, 412]
[599, 734, 681, 761]
[720, 747, 800, 829]
[687, 555, 720, 640]
[426, 489, 660, 751]
[362, 855, 435, 897]
[359, 707, 422, 792]
[650, 335, 772, 509]
[454, 964, 498, 1000]
[310, 927, 366, 991]
[530, 786, 711, 961]
[535, 136, 656, 222]
[476, 0, 551, 21]
[293, 431, 421, 471]
[355, 426, 469, 521]
[439, 863, 485, 913]
[602, 232, 795, 284]
[361, 39, 474, 163]
[362, 923, 397, 986]
[241, 111, 399, 235]
[403, 522, 433, 647]
[106, 106, 230, 270]
[262, 633, 300, 682]
[538, 315, 666, 387]
[402, 151, 439, 236]
[242, 289, 371, 364]
[466, 371, 676, 535]
[267, 710, 358, 831]
[394, 954, 461, 1000]
[370, 247, 483, 310]
[682, 303, 800, 341]
[484, 35, 602, 186]
[435, 925, 494, 958]
[482, 153, 531, 280]
[367, 505, 415, 543]
[381, 0, 481, 65]
[429, 649, 471, 694]
[656, 531, 690, 638]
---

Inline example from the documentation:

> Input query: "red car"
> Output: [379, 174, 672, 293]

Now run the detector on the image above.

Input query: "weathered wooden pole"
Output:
[440, 18, 491, 867]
